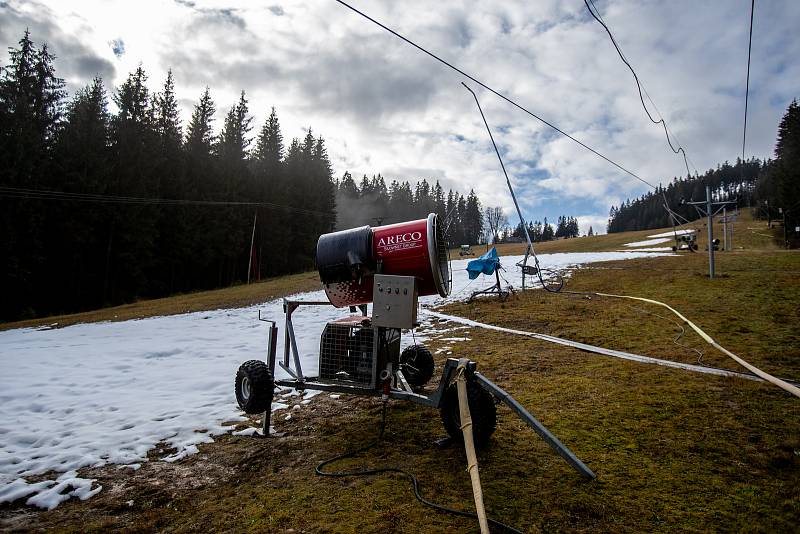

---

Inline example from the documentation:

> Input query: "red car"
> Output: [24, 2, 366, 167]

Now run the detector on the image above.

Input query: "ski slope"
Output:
[0, 250, 670, 509]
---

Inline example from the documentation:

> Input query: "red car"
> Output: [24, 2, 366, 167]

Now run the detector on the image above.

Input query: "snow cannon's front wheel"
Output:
[400, 344, 435, 388]
[439, 379, 497, 448]
[235, 360, 274, 414]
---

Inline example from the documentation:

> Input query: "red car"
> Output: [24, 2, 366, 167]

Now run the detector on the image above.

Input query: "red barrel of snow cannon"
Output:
[316, 214, 450, 307]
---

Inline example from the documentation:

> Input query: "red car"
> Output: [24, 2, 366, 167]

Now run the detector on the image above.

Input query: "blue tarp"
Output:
[466, 247, 500, 280]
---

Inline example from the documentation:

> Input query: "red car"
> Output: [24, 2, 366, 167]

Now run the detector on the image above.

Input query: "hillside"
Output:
[2, 210, 798, 533]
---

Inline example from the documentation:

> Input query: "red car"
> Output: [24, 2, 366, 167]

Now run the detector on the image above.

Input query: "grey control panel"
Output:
[372, 274, 418, 329]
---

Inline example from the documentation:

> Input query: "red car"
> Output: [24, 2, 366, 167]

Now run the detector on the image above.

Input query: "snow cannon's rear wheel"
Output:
[235, 360, 274, 414]
[440, 379, 497, 448]
[400, 344, 434, 387]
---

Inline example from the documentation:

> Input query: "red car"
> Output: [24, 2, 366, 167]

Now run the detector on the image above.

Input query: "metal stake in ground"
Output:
[707, 186, 715, 278]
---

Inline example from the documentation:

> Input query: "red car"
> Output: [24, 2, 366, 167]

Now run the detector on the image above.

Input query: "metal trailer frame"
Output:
[467, 267, 513, 303]
[257, 299, 596, 480]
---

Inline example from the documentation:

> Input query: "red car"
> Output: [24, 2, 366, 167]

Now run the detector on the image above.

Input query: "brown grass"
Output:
[0, 271, 322, 332]
[2, 214, 798, 533]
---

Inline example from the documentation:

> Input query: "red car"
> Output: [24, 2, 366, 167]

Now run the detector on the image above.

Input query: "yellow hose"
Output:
[455, 360, 490, 534]
[594, 292, 800, 398]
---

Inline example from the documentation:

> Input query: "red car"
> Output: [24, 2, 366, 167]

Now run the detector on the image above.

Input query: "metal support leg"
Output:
[474, 372, 596, 480]
[263, 321, 278, 437]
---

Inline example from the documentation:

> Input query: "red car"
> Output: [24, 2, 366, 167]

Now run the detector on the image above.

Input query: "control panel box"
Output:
[372, 274, 418, 329]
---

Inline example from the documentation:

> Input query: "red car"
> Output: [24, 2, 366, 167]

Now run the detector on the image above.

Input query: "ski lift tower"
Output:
[685, 185, 737, 279]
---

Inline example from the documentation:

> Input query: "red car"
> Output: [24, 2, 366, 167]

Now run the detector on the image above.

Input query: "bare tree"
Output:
[484, 206, 508, 244]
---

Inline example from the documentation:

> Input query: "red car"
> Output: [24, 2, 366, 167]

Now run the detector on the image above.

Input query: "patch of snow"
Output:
[116, 463, 141, 470]
[300, 399, 312, 405]
[22, 471, 101, 510]
[0, 478, 53, 506]
[162, 444, 200, 462]
[623, 238, 671, 247]
[0, 250, 671, 508]
[329, 394, 341, 399]
[647, 229, 694, 238]
[232, 427, 261, 437]
[615, 247, 672, 252]
[284, 414, 292, 421]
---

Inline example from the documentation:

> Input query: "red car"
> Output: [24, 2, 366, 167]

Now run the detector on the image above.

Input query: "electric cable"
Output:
[583, 0, 701, 241]
[584, 0, 692, 177]
[314, 402, 524, 533]
[624, 303, 705, 365]
[742, 0, 755, 165]
[333, 0, 659, 192]
[335, 0, 695, 247]
[0, 185, 332, 218]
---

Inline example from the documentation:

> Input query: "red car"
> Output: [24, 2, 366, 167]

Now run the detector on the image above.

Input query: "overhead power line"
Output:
[333, 0, 660, 192]
[742, 0, 755, 165]
[583, 0, 694, 177]
[0, 186, 333, 218]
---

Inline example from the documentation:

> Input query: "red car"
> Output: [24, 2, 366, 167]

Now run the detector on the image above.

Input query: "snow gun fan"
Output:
[233, 212, 595, 483]
[316, 213, 451, 307]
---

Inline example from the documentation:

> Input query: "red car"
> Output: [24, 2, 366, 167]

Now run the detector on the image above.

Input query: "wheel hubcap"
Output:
[241, 376, 251, 400]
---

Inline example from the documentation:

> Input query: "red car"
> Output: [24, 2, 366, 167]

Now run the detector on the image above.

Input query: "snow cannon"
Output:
[233, 212, 596, 483]
[316, 214, 451, 307]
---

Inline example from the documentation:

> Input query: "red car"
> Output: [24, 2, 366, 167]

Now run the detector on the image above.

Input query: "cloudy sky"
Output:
[2, 0, 797, 234]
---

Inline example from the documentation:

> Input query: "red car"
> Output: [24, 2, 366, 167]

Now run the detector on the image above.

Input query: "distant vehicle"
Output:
[672, 230, 699, 252]
[459, 244, 475, 256]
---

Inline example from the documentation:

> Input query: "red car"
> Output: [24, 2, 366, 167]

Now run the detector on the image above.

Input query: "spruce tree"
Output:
[153, 69, 186, 293]
[50, 77, 111, 311]
[215, 91, 253, 284]
[0, 31, 66, 319]
[252, 106, 286, 276]
[109, 65, 159, 303]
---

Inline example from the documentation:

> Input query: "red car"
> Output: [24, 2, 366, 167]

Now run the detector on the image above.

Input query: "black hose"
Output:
[537, 267, 564, 293]
[314, 403, 524, 533]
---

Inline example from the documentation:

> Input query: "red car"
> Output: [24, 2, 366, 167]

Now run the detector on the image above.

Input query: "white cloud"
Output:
[2, 0, 797, 227]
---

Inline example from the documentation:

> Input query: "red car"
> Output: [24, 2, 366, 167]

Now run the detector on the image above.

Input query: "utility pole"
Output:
[722, 206, 728, 251]
[247, 211, 257, 285]
[686, 186, 736, 279]
[782, 208, 788, 249]
[706, 186, 714, 278]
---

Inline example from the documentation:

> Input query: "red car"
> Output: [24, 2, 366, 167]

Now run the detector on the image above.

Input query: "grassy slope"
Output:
[3, 212, 798, 533]
[0, 271, 321, 332]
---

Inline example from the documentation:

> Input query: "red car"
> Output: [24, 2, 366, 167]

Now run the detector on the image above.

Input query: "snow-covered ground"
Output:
[647, 229, 694, 238]
[0, 250, 671, 509]
[623, 237, 672, 247]
[616, 247, 673, 252]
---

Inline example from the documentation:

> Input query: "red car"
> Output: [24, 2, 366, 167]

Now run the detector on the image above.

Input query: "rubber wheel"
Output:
[440, 379, 497, 448]
[235, 360, 274, 414]
[400, 344, 434, 387]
